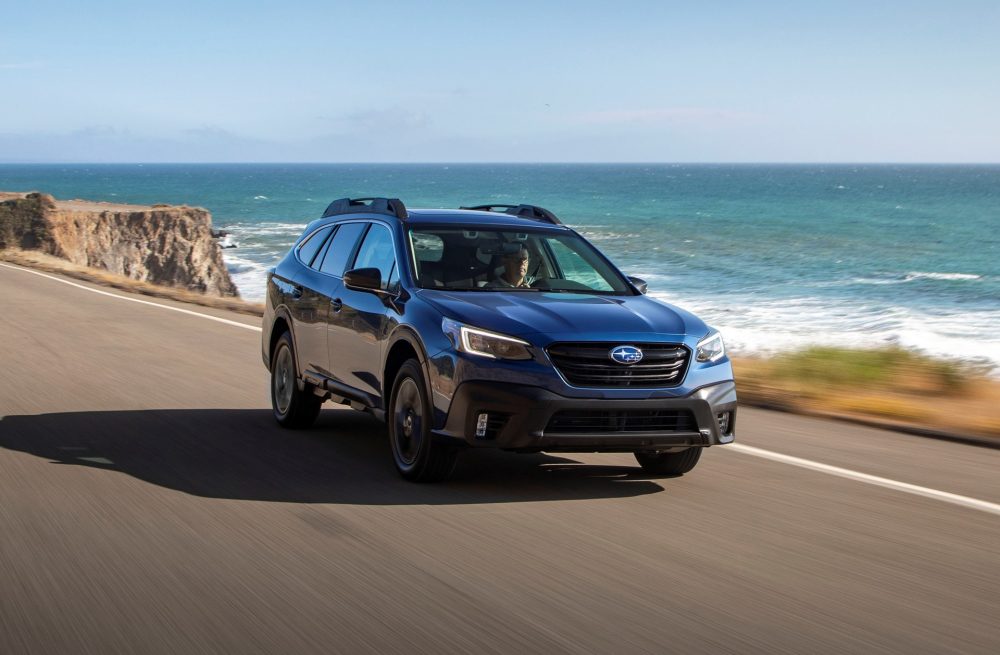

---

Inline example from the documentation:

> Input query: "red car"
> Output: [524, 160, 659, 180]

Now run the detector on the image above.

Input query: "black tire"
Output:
[388, 360, 457, 482]
[634, 447, 703, 476]
[270, 331, 322, 429]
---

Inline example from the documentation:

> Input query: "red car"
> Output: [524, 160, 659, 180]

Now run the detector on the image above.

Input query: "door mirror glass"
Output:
[343, 267, 383, 292]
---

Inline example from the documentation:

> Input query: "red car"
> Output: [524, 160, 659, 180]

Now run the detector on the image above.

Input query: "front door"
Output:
[327, 223, 400, 401]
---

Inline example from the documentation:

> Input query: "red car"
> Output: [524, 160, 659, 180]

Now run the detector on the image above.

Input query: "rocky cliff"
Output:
[0, 192, 238, 297]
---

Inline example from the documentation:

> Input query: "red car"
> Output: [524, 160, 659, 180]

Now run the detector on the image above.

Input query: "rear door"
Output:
[287, 225, 335, 377]
[312, 221, 368, 385]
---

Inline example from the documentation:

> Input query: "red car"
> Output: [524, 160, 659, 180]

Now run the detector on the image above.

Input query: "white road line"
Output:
[5, 261, 999, 517]
[726, 443, 1000, 516]
[0, 262, 262, 332]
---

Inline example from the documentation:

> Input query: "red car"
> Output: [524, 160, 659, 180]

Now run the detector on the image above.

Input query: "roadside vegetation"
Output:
[735, 347, 1000, 441]
[3, 248, 996, 442]
[0, 193, 51, 249]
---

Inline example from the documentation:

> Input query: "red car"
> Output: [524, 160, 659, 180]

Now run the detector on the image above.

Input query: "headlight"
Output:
[442, 319, 532, 360]
[696, 330, 725, 363]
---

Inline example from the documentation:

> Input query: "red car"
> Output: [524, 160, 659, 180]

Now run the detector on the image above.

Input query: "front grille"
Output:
[546, 342, 689, 388]
[545, 409, 697, 435]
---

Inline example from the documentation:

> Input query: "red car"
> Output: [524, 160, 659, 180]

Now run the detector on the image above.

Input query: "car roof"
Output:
[403, 208, 570, 230]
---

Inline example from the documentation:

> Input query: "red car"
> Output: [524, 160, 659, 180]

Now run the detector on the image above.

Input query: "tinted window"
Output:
[547, 239, 614, 291]
[319, 222, 366, 276]
[386, 263, 400, 295]
[406, 227, 631, 294]
[351, 224, 397, 290]
[411, 232, 444, 263]
[297, 225, 334, 268]
[312, 227, 337, 270]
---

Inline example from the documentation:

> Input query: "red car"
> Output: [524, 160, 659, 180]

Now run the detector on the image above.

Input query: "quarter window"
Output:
[297, 225, 334, 268]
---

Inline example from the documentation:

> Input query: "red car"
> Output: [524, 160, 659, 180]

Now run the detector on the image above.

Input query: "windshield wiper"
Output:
[542, 288, 616, 295]
[431, 286, 544, 292]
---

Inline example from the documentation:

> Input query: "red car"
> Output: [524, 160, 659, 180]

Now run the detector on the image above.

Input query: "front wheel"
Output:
[270, 331, 322, 428]
[634, 447, 702, 476]
[388, 360, 457, 482]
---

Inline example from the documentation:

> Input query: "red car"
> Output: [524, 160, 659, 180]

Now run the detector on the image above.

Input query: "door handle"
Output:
[330, 298, 343, 312]
[291, 286, 303, 300]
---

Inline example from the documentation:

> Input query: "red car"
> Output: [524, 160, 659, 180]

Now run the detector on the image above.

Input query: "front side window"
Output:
[407, 227, 632, 294]
[351, 224, 397, 290]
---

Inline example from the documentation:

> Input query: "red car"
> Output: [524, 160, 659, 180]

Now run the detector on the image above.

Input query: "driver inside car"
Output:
[487, 245, 534, 288]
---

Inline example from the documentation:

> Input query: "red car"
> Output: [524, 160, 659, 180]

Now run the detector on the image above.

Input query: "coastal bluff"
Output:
[0, 192, 238, 296]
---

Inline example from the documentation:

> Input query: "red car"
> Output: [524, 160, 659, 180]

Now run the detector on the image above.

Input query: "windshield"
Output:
[408, 227, 633, 294]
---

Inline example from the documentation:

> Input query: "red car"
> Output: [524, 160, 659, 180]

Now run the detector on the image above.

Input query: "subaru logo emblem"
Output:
[610, 345, 643, 364]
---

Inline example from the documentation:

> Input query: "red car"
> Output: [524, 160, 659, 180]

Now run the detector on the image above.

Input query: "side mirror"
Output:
[343, 267, 382, 293]
[627, 276, 648, 294]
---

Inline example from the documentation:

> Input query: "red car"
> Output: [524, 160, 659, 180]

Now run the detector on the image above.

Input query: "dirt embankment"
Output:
[0, 191, 238, 297]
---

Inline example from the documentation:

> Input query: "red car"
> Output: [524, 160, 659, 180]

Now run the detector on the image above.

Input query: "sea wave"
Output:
[904, 271, 982, 282]
[648, 291, 1000, 372]
[223, 253, 271, 301]
[850, 271, 984, 286]
[222, 222, 305, 238]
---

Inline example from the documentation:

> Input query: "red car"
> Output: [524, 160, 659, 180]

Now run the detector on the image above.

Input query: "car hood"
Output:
[416, 290, 707, 340]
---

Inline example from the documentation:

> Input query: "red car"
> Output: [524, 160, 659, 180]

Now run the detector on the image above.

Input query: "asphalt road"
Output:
[2, 262, 998, 655]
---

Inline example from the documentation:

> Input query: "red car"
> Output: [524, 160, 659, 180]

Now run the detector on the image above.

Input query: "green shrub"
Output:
[767, 346, 970, 395]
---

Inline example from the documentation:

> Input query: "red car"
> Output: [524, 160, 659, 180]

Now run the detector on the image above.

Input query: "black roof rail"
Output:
[460, 203, 562, 225]
[322, 197, 408, 220]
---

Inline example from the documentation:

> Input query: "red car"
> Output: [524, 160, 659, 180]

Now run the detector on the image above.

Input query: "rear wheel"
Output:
[388, 360, 457, 482]
[270, 332, 322, 428]
[634, 447, 702, 476]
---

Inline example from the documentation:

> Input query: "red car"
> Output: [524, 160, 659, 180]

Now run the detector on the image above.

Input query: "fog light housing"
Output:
[716, 411, 732, 435]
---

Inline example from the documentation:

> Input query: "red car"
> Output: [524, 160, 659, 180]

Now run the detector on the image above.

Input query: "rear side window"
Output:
[296, 225, 334, 268]
[319, 222, 367, 277]
[352, 224, 397, 290]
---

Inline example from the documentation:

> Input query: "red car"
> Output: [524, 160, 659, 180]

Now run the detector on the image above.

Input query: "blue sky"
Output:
[2, 0, 998, 162]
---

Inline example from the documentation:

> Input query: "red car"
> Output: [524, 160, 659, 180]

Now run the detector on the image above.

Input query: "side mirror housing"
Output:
[343, 267, 382, 293]
[627, 276, 648, 294]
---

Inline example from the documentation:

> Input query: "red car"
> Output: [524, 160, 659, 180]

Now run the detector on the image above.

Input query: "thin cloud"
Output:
[571, 107, 760, 129]
[0, 61, 44, 70]
[336, 107, 431, 133]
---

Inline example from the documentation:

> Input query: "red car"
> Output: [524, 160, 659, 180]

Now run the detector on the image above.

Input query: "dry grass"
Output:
[1, 248, 263, 317]
[734, 349, 1000, 441]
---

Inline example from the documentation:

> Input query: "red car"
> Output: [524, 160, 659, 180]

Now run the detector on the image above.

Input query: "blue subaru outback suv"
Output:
[262, 197, 736, 481]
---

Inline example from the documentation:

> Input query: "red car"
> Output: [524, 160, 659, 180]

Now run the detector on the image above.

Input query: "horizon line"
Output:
[2, 161, 999, 166]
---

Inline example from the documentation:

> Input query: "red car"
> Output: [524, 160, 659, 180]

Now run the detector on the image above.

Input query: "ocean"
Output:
[2, 163, 997, 369]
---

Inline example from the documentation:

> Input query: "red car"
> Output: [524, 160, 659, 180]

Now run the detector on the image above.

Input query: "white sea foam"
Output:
[578, 230, 643, 242]
[253, 195, 269, 200]
[649, 290, 1000, 373]
[223, 253, 270, 301]
[905, 271, 982, 282]
[851, 277, 909, 286]
[850, 271, 984, 286]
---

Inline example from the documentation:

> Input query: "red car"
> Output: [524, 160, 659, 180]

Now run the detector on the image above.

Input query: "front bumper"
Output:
[433, 380, 737, 452]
